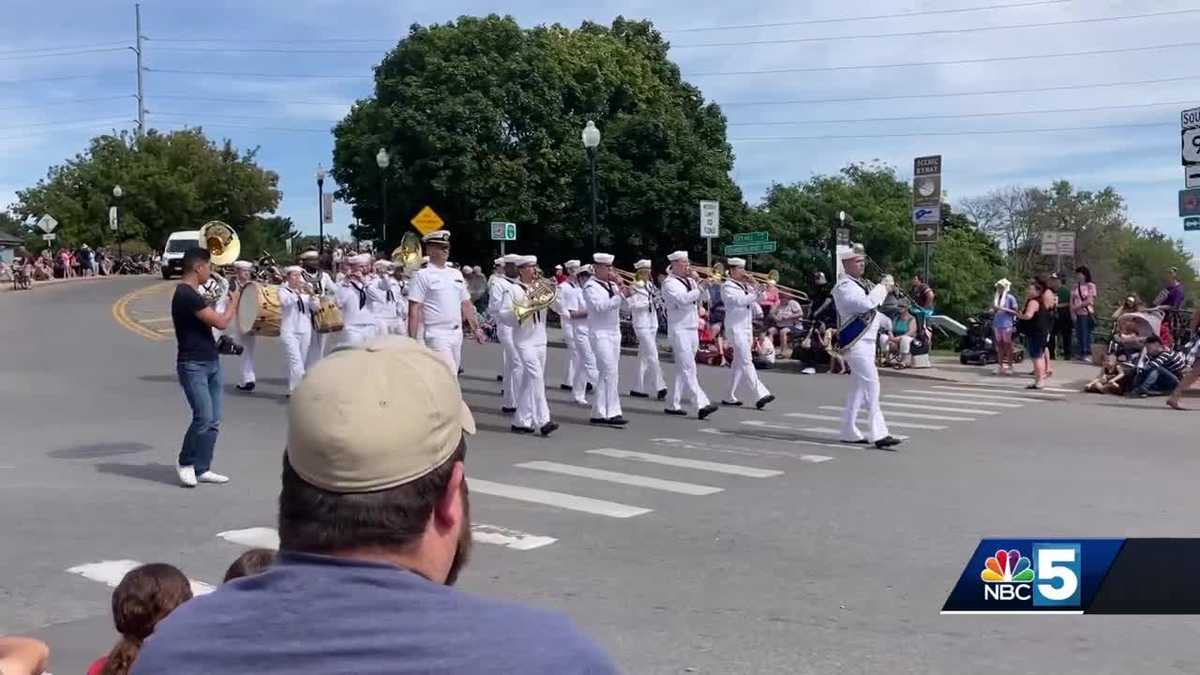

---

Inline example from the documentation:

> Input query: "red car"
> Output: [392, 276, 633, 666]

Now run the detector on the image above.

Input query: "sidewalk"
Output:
[0, 273, 139, 293]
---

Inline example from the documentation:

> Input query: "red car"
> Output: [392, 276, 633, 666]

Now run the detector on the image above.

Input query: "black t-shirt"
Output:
[172, 284, 217, 362]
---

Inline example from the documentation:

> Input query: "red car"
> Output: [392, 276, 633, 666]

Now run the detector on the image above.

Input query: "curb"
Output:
[0, 274, 138, 293]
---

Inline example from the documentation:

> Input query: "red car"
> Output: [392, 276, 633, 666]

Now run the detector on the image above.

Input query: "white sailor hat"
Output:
[564, 259, 581, 270]
[298, 249, 320, 260]
[517, 255, 538, 267]
[593, 252, 615, 265]
[283, 265, 303, 275]
[232, 260, 254, 270]
[634, 259, 651, 271]
[578, 264, 594, 276]
[374, 260, 391, 271]
[501, 254, 521, 264]
[422, 230, 451, 244]
[838, 244, 865, 261]
[351, 254, 372, 266]
[493, 257, 505, 267]
[667, 250, 689, 263]
[726, 257, 746, 268]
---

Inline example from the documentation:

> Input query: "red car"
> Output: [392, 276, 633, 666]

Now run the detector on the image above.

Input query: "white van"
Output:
[161, 230, 201, 279]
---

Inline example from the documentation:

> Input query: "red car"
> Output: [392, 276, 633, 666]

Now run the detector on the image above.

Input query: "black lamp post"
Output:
[376, 148, 390, 247]
[581, 121, 601, 250]
[316, 164, 326, 256]
[112, 185, 123, 260]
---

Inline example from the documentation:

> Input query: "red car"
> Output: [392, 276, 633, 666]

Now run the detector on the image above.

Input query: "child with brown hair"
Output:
[88, 563, 193, 675]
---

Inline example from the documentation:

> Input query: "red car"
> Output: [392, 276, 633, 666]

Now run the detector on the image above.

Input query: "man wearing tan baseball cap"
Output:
[133, 337, 618, 675]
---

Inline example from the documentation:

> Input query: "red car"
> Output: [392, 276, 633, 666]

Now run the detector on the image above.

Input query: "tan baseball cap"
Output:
[286, 336, 476, 493]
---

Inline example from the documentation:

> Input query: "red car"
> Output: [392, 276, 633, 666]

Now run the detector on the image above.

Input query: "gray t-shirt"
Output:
[131, 552, 619, 675]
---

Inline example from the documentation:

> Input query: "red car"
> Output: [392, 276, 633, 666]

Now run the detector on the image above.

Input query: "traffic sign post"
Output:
[36, 214, 58, 234]
[912, 155, 942, 283]
[700, 200, 719, 267]
[42, 233, 56, 242]
[410, 206, 445, 236]
[1040, 230, 1075, 273]
[723, 241, 777, 256]
[1185, 217, 1200, 232]
[490, 221, 516, 256]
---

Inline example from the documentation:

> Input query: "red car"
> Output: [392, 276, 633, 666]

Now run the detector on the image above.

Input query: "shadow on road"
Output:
[94, 461, 182, 486]
[48, 442, 153, 459]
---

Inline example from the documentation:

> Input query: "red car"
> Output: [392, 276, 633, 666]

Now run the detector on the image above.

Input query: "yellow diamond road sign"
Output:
[410, 206, 445, 235]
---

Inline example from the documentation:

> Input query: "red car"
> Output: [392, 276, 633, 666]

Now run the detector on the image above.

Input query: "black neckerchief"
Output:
[284, 286, 306, 314]
[349, 279, 366, 310]
[598, 278, 614, 298]
[850, 276, 871, 294]
[303, 269, 323, 294]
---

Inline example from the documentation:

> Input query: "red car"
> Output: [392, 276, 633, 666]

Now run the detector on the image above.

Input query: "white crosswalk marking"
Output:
[885, 394, 1023, 409]
[587, 448, 784, 477]
[741, 420, 909, 440]
[956, 381, 1076, 394]
[928, 385, 1064, 401]
[696, 428, 850, 450]
[218, 524, 557, 552]
[882, 400, 999, 415]
[516, 460, 723, 495]
[816, 405, 975, 422]
[469, 478, 652, 518]
[783, 412, 947, 430]
[67, 560, 215, 596]
[654, 437, 834, 463]
[905, 388, 1058, 403]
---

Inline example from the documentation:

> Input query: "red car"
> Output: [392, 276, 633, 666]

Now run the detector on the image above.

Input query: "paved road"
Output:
[2, 278, 1199, 674]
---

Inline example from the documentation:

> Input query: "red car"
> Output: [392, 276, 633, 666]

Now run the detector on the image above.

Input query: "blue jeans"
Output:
[177, 359, 222, 474]
[1133, 365, 1180, 396]
[1074, 315, 1093, 361]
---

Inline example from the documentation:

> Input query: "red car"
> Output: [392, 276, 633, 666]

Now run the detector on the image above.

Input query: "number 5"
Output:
[1036, 546, 1080, 604]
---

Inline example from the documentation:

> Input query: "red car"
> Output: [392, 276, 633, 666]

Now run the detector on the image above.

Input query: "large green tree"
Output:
[331, 15, 743, 264]
[13, 129, 281, 252]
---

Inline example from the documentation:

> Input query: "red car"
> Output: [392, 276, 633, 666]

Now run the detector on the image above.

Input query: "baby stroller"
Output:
[959, 311, 1025, 365]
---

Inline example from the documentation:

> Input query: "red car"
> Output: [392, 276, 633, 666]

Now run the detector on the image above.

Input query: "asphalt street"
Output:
[3, 277, 1200, 674]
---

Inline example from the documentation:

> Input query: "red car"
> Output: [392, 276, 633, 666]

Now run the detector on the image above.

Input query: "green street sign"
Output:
[724, 241, 777, 256]
[1185, 217, 1200, 232]
[489, 221, 516, 241]
[732, 231, 769, 244]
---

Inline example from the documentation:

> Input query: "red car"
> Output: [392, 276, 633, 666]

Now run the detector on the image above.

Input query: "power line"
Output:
[668, 0, 1070, 32]
[145, 67, 370, 80]
[718, 74, 1200, 107]
[153, 121, 331, 133]
[145, 36, 394, 44]
[690, 40, 1200, 77]
[728, 99, 1200, 127]
[152, 111, 337, 122]
[0, 74, 108, 86]
[674, 8, 1200, 49]
[152, 94, 351, 107]
[730, 121, 1175, 142]
[0, 124, 131, 143]
[0, 41, 128, 55]
[0, 95, 133, 112]
[0, 116, 133, 132]
[0, 47, 129, 62]
[152, 46, 382, 55]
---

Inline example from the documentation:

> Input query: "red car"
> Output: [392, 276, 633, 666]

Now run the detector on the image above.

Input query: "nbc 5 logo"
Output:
[1032, 543, 1081, 607]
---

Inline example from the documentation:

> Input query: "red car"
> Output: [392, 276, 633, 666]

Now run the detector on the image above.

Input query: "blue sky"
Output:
[3, 0, 1199, 261]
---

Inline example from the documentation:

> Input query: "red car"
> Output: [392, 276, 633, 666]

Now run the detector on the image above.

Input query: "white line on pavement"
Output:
[741, 420, 909, 440]
[881, 401, 999, 415]
[695, 428, 850, 451]
[67, 560, 215, 596]
[927, 386, 1064, 401]
[816, 405, 975, 422]
[783, 412, 947, 430]
[587, 448, 784, 478]
[218, 524, 557, 552]
[907, 388, 1058, 403]
[885, 394, 1023, 409]
[653, 437, 834, 463]
[515, 460, 723, 495]
[954, 381, 1076, 394]
[469, 478, 653, 518]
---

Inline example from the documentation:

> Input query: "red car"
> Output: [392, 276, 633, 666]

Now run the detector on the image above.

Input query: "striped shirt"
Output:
[1148, 350, 1186, 377]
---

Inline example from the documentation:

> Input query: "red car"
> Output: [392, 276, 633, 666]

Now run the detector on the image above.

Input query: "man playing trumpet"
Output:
[584, 253, 630, 426]
[720, 258, 775, 410]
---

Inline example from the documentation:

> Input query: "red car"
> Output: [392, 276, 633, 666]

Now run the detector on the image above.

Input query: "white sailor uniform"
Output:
[626, 282, 665, 396]
[832, 275, 891, 442]
[721, 278, 771, 404]
[498, 281, 551, 430]
[488, 274, 520, 409]
[409, 263, 470, 372]
[662, 274, 712, 413]
[583, 276, 624, 420]
[278, 284, 319, 392]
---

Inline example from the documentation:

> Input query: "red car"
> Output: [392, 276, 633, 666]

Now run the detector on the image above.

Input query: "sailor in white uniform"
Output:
[560, 264, 597, 406]
[626, 258, 666, 400]
[299, 249, 336, 370]
[278, 266, 320, 393]
[720, 258, 774, 409]
[335, 254, 382, 348]
[832, 245, 901, 450]
[372, 260, 397, 336]
[487, 255, 520, 412]
[583, 253, 629, 426]
[661, 251, 718, 420]
[555, 259, 583, 391]
[497, 255, 557, 437]
[407, 230, 485, 372]
[230, 261, 258, 392]
[385, 264, 408, 335]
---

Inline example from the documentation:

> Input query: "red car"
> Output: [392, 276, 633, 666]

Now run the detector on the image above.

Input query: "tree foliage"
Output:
[331, 15, 743, 263]
[13, 129, 281, 253]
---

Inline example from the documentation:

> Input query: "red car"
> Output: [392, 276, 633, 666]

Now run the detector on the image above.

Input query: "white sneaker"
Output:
[197, 471, 230, 484]
[177, 465, 197, 488]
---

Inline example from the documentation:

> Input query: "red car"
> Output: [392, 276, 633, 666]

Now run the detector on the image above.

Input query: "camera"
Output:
[217, 335, 244, 356]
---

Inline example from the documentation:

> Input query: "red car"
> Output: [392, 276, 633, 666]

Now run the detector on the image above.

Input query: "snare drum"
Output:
[236, 282, 282, 337]
[313, 297, 344, 334]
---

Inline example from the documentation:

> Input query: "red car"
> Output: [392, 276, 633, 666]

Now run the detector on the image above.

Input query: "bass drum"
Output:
[313, 297, 344, 334]
[236, 282, 282, 337]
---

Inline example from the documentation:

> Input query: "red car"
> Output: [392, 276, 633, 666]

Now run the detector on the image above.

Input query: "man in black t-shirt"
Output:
[171, 248, 240, 488]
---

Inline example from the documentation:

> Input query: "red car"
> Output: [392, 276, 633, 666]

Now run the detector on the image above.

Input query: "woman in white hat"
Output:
[991, 278, 1019, 375]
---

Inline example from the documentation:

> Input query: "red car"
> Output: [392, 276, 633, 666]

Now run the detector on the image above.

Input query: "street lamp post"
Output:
[112, 185, 124, 260]
[581, 121, 601, 250]
[376, 148, 390, 247]
[316, 164, 326, 257]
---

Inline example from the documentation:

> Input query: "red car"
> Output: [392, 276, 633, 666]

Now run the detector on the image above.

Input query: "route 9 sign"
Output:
[1182, 107, 1200, 166]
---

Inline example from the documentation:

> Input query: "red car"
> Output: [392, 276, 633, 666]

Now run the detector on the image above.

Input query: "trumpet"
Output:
[693, 262, 725, 284]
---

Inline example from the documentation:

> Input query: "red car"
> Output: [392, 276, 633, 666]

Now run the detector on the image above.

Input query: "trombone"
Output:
[749, 269, 809, 303]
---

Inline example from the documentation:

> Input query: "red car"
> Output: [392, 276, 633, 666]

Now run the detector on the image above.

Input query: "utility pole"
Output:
[134, 3, 145, 136]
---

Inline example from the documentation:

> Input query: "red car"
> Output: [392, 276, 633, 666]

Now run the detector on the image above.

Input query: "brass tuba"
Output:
[391, 231, 423, 273]
[198, 221, 239, 305]
[514, 276, 559, 323]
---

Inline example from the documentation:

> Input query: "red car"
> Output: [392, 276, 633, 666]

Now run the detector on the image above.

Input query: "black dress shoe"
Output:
[629, 390, 649, 398]
[496, 375, 503, 382]
[721, 400, 743, 407]
[874, 436, 903, 450]
[663, 408, 687, 416]
[501, 407, 517, 414]
[755, 394, 776, 410]
[841, 439, 869, 445]
[539, 422, 559, 437]
[559, 384, 572, 391]
[236, 382, 255, 392]
[698, 404, 719, 420]
[586, 383, 594, 393]
[510, 425, 535, 434]
[657, 388, 668, 400]
[606, 416, 629, 426]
